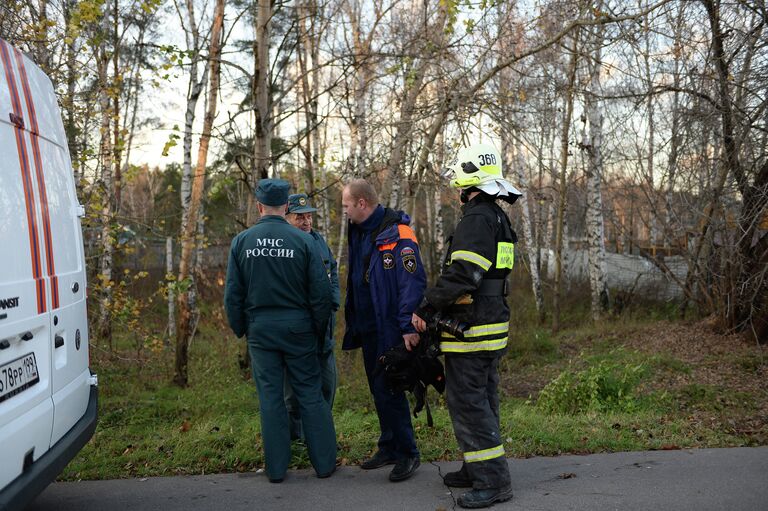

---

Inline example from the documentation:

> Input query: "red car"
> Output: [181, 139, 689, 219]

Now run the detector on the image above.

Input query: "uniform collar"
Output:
[357, 204, 385, 232]
[257, 215, 289, 224]
[461, 193, 491, 213]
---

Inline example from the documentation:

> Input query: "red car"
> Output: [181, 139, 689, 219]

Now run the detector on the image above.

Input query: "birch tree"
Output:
[552, 28, 580, 333]
[581, 10, 609, 320]
[174, 0, 224, 387]
[248, 0, 272, 225]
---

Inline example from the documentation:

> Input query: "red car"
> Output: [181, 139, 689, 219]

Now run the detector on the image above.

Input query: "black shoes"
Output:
[361, 450, 398, 470]
[443, 467, 473, 488]
[389, 457, 420, 482]
[317, 466, 336, 479]
[457, 486, 514, 509]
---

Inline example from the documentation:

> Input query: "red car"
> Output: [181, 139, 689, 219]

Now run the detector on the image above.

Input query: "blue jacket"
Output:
[309, 229, 340, 353]
[343, 207, 426, 356]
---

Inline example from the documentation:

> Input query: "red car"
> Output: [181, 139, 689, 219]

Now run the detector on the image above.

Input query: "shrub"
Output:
[537, 359, 647, 414]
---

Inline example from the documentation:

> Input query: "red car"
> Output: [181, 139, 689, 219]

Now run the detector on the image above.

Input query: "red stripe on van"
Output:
[0, 40, 46, 314]
[13, 46, 60, 310]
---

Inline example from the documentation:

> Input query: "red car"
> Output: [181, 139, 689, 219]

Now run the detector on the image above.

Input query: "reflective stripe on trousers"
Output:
[464, 444, 505, 463]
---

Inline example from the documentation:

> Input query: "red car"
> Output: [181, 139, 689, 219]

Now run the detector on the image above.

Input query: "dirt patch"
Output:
[503, 319, 768, 444]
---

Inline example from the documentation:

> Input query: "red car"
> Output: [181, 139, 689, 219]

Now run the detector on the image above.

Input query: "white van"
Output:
[0, 39, 97, 510]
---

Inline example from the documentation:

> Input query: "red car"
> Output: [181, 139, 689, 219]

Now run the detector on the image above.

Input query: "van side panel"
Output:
[0, 41, 47, 315]
[0, 393, 54, 490]
[23, 90, 91, 447]
[0, 118, 54, 488]
[13, 46, 60, 311]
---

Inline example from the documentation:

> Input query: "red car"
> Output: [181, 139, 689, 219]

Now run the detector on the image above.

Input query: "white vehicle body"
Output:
[0, 39, 97, 511]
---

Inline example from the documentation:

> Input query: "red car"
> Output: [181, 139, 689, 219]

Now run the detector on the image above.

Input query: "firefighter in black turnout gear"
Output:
[411, 143, 522, 509]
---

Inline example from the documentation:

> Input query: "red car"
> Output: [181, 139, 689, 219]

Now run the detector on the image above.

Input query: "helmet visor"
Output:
[440, 166, 456, 181]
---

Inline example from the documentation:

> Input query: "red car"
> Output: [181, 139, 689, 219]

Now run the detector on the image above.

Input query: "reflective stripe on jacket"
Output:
[423, 194, 517, 355]
[343, 209, 427, 356]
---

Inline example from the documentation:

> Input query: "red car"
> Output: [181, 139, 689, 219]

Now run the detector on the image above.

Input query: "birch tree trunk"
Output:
[385, 3, 448, 209]
[166, 236, 175, 346]
[174, 0, 224, 387]
[179, 0, 207, 232]
[552, 31, 579, 333]
[111, 0, 122, 216]
[583, 16, 609, 320]
[343, 0, 388, 177]
[642, 6, 657, 247]
[62, 0, 79, 182]
[664, 4, 683, 249]
[97, 2, 114, 348]
[508, 142, 545, 323]
[248, 0, 272, 225]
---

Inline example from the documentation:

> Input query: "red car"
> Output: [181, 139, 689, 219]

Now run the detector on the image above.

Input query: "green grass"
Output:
[61, 281, 766, 481]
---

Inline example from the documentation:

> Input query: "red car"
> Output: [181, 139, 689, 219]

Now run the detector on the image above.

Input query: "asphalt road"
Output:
[28, 447, 768, 511]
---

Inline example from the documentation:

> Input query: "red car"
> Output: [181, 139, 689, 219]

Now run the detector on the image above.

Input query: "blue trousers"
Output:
[361, 334, 419, 460]
[248, 317, 336, 480]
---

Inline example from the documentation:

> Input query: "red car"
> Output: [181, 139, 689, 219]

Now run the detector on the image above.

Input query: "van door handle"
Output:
[21, 331, 33, 341]
[55, 335, 64, 348]
[0, 340, 9, 350]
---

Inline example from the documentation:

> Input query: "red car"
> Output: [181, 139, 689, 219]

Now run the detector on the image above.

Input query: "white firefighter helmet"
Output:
[442, 143, 523, 200]
[443, 143, 503, 189]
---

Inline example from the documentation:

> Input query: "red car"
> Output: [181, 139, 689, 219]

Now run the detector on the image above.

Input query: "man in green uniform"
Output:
[283, 193, 339, 442]
[224, 179, 337, 483]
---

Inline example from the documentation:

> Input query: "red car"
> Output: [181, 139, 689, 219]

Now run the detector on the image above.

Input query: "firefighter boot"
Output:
[443, 464, 473, 488]
[457, 486, 514, 509]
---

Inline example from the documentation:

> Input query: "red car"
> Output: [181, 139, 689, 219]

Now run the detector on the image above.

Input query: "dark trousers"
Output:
[284, 348, 337, 441]
[361, 334, 419, 459]
[445, 354, 511, 489]
[248, 317, 336, 480]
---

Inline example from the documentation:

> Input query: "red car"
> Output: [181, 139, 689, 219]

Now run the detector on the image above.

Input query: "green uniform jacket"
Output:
[309, 230, 340, 353]
[224, 215, 332, 339]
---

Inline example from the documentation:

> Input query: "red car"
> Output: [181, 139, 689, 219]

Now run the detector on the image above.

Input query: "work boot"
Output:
[457, 486, 514, 509]
[389, 456, 420, 482]
[443, 465, 473, 488]
[361, 450, 398, 470]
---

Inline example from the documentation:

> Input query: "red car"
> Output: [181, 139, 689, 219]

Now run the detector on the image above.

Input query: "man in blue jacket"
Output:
[341, 178, 426, 482]
[224, 180, 336, 483]
[284, 193, 339, 442]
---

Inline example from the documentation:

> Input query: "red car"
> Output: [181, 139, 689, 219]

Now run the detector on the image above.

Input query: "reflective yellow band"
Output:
[441, 322, 509, 339]
[440, 337, 508, 353]
[450, 250, 492, 271]
[496, 242, 515, 269]
[464, 444, 505, 463]
[479, 164, 501, 175]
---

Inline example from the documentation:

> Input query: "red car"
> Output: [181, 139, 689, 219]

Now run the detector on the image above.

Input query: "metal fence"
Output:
[543, 249, 687, 300]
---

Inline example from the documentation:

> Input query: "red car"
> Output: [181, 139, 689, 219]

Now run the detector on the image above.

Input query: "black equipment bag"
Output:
[373, 332, 445, 426]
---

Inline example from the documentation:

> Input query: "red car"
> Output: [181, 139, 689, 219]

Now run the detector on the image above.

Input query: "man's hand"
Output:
[411, 313, 427, 333]
[403, 332, 420, 352]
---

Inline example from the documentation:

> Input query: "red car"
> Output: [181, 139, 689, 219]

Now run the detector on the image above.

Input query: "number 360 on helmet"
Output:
[442, 143, 504, 189]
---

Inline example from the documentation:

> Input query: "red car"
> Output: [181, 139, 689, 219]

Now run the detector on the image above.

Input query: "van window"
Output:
[37, 139, 81, 275]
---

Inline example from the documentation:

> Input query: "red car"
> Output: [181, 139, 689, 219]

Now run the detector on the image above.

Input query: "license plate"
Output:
[0, 352, 40, 404]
